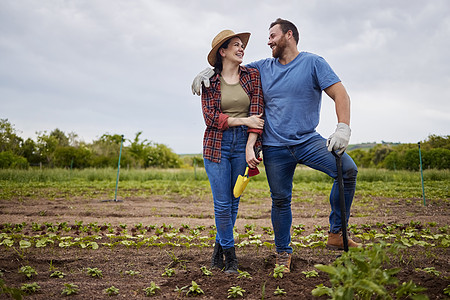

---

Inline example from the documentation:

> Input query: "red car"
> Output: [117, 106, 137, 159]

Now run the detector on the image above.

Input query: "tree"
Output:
[0, 119, 24, 155]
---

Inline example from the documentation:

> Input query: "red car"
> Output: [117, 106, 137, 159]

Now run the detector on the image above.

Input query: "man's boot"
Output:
[210, 243, 224, 270]
[326, 231, 361, 250]
[223, 247, 238, 274]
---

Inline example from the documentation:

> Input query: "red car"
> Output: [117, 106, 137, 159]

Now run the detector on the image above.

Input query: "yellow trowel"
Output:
[233, 166, 250, 198]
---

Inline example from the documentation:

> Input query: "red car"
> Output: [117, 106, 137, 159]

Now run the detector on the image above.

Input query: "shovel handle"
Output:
[332, 150, 349, 252]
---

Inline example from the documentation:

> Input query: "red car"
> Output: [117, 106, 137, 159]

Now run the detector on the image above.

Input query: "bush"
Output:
[0, 151, 28, 169]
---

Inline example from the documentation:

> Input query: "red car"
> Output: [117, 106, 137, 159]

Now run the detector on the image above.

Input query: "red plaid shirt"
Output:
[202, 66, 264, 163]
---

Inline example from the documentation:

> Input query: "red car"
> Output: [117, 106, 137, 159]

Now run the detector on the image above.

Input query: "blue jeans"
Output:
[204, 126, 247, 249]
[263, 134, 358, 253]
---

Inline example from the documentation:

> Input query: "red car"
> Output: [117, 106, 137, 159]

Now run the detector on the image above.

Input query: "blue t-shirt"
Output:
[247, 52, 340, 146]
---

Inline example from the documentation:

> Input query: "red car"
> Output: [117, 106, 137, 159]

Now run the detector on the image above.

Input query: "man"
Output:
[192, 18, 359, 272]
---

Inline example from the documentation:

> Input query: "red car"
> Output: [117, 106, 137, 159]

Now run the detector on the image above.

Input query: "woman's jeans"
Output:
[263, 134, 358, 253]
[204, 126, 247, 249]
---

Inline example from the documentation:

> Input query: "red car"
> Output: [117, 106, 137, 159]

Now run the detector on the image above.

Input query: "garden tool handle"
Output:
[332, 150, 349, 252]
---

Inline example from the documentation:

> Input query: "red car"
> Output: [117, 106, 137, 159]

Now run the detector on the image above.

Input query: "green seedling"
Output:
[200, 266, 212, 276]
[227, 286, 245, 298]
[186, 281, 204, 296]
[0, 278, 23, 299]
[20, 282, 40, 294]
[19, 265, 37, 279]
[61, 283, 79, 296]
[125, 270, 140, 276]
[416, 267, 440, 277]
[86, 267, 103, 278]
[50, 270, 66, 278]
[103, 286, 119, 296]
[302, 270, 319, 278]
[143, 281, 161, 296]
[273, 264, 286, 278]
[444, 284, 450, 296]
[274, 286, 286, 296]
[237, 270, 252, 279]
[161, 268, 175, 277]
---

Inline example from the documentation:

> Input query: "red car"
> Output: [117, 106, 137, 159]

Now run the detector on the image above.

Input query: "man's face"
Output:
[268, 24, 287, 59]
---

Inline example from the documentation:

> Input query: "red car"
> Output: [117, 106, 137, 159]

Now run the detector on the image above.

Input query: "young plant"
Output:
[19, 265, 37, 279]
[273, 264, 286, 278]
[186, 281, 204, 296]
[103, 286, 119, 296]
[161, 268, 175, 277]
[200, 266, 212, 276]
[125, 270, 141, 276]
[302, 270, 319, 278]
[86, 267, 103, 278]
[237, 270, 252, 279]
[312, 242, 427, 299]
[274, 286, 286, 296]
[20, 282, 41, 294]
[228, 286, 245, 298]
[61, 283, 79, 296]
[50, 270, 66, 278]
[143, 281, 161, 296]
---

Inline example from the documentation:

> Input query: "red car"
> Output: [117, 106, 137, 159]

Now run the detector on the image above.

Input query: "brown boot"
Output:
[275, 252, 291, 273]
[326, 231, 361, 250]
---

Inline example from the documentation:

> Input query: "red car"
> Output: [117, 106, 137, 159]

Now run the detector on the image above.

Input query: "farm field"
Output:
[0, 168, 449, 299]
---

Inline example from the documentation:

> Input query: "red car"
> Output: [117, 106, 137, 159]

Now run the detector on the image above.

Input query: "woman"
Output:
[201, 29, 264, 274]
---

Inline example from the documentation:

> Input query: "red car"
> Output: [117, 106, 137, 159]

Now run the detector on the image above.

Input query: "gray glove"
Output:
[327, 123, 351, 155]
[191, 67, 215, 96]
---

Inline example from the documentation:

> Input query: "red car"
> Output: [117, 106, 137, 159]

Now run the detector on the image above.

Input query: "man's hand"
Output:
[327, 123, 351, 155]
[191, 68, 215, 96]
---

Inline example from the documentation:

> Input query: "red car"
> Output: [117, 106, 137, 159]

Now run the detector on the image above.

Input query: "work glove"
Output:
[191, 67, 215, 96]
[327, 123, 351, 155]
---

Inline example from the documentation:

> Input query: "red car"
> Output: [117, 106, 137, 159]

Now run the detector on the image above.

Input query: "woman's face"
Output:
[220, 37, 245, 65]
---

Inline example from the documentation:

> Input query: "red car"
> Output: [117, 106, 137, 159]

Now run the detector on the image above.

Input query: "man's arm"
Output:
[324, 82, 351, 154]
[324, 82, 350, 125]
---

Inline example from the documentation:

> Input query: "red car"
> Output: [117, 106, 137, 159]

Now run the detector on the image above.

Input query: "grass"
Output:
[0, 167, 448, 201]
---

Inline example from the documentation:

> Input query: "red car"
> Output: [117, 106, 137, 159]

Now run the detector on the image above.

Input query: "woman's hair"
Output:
[213, 38, 232, 74]
[269, 18, 299, 45]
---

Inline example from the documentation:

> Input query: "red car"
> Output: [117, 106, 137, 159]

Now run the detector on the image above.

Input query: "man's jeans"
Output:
[263, 134, 358, 253]
[204, 126, 247, 249]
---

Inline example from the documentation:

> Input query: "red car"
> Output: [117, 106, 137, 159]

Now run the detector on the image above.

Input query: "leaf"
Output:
[19, 240, 32, 249]
[314, 264, 337, 276]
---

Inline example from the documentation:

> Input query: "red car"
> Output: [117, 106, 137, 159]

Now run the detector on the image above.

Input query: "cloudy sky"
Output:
[1, 0, 449, 154]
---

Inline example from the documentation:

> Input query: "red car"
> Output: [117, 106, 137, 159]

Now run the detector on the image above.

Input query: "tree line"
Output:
[0, 119, 449, 170]
[0, 119, 183, 169]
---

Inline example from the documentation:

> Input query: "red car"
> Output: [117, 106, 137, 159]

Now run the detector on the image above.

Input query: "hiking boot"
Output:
[326, 231, 361, 250]
[275, 252, 291, 273]
[210, 243, 224, 270]
[223, 247, 239, 274]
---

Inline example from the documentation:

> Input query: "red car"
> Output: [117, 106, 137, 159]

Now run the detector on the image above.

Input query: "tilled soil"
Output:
[0, 191, 449, 299]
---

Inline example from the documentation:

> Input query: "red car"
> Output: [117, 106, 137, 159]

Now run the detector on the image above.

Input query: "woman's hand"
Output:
[246, 146, 261, 169]
[245, 113, 264, 129]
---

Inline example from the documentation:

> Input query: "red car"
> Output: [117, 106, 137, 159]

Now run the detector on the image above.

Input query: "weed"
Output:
[416, 267, 441, 277]
[103, 286, 119, 296]
[61, 283, 79, 296]
[0, 278, 23, 299]
[227, 286, 245, 298]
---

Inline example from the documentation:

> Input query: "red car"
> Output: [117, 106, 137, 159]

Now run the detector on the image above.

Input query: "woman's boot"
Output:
[223, 247, 238, 274]
[210, 243, 224, 270]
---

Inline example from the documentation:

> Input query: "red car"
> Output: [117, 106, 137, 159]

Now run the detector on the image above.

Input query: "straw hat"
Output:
[207, 30, 251, 67]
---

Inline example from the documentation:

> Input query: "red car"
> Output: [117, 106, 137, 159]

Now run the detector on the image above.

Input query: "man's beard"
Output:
[272, 36, 287, 59]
